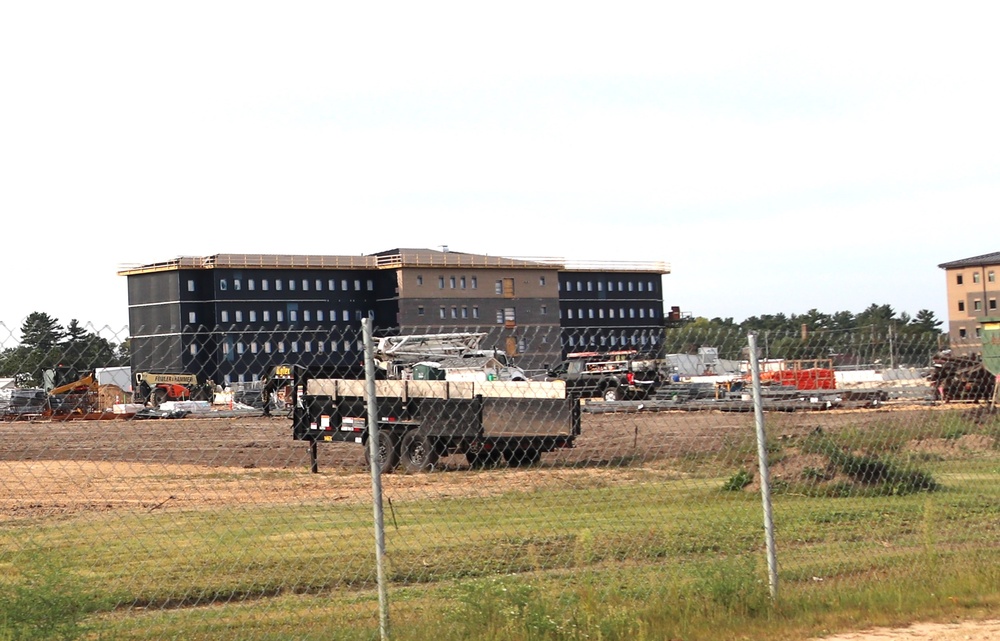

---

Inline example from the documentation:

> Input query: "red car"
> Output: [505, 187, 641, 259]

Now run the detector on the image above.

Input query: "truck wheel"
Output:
[401, 431, 439, 473]
[503, 448, 541, 467]
[602, 386, 622, 402]
[364, 430, 400, 474]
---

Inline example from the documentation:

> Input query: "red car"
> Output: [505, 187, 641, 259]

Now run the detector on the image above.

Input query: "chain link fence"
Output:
[1, 317, 998, 640]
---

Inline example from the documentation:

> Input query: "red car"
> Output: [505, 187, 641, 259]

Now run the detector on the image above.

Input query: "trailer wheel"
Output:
[503, 448, 541, 467]
[364, 430, 400, 473]
[401, 431, 439, 473]
[602, 386, 622, 402]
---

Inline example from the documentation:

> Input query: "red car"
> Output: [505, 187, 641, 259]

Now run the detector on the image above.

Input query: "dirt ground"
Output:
[811, 619, 1000, 641]
[1, 404, 997, 640]
[0, 405, 918, 517]
[0, 407, 763, 516]
[0, 403, 996, 518]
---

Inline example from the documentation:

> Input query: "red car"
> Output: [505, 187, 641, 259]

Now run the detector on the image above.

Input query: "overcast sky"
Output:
[2, 3, 998, 341]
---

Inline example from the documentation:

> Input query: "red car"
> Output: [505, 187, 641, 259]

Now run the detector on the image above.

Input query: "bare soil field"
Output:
[0, 404, 989, 520]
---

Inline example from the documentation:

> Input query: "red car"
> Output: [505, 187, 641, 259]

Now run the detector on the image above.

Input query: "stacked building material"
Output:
[928, 352, 996, 402]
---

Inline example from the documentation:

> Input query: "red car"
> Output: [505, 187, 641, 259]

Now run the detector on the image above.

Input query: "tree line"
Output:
[0, 312, 130, 387]
[665, 304, 946, 368]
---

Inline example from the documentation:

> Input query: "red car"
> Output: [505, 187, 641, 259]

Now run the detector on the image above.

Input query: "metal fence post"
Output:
[363, 319, 390, 639]
[748, 332, 779, 600]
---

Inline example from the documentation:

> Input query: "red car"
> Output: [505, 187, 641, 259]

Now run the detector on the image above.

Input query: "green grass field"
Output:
[3, 411, 1000, 640]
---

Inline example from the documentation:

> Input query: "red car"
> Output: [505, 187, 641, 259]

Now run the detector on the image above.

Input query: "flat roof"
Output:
[119, 250, 670, 276]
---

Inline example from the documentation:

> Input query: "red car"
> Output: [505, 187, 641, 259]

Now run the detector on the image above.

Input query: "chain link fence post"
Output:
[363, 318, 390, 639]
[748, 331, 779, 600]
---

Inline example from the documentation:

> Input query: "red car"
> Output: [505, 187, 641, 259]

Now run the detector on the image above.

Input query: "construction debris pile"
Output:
[928, 352, 996, 403]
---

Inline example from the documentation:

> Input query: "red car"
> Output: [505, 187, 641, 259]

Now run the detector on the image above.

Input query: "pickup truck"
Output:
[543, 350, 661, 401]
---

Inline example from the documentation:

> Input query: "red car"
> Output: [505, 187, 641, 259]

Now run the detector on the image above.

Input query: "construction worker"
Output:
[261, 377, 272, 417]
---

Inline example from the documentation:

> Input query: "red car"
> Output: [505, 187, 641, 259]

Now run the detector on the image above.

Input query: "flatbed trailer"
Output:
[292, 376, 580, 473]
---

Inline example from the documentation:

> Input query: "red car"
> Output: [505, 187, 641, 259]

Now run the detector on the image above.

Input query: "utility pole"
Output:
[889, 323, 896, 369]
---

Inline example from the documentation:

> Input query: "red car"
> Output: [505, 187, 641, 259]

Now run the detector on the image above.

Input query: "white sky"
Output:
[2, 2, 999, 338]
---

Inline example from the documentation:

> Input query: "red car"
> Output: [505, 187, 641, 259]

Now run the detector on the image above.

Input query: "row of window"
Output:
[565, 306, 659, 321]
[418, 305, 531, 322]
[417, 274, 659, 295]
[956, 270, 996, 285]
[223, 339, 363, 355]
[190, 309, 372, 324]
[414, 305, 660, 323]
[419, 305, 483, 320]
[564, 332, 662, 348]
[420, 275, 551, 291]
[189, 304, 659, 327]
[187, 274, 658, 296]
[189, 278, 375, 293]
[191, 332, 661, 361]
[957, 299, 998, 313]
[188, 338, 368, 362]
[562, 279, 657, 293]
[420, 274, 481, 289]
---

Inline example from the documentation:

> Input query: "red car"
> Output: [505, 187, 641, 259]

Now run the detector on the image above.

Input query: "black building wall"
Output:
[128, 271, 187, 374]
[558, 271, 664, 357]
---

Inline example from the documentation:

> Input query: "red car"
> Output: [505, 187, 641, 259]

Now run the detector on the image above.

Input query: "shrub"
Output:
[723, 469, 753, 491]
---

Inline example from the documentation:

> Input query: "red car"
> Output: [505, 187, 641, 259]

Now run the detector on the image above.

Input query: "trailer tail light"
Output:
[626, 372, 635, 385]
